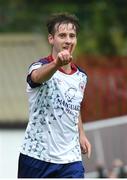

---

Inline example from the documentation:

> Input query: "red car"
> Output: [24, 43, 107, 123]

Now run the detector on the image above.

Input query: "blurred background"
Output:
[0, 0, 127, 178]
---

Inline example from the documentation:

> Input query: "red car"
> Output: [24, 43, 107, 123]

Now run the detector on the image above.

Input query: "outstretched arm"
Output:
[31, 50, 72, 84]
[78, 113, 91, 159]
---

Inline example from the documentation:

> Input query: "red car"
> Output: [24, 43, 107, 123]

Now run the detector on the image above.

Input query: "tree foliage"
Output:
[0, 0, 127, 56]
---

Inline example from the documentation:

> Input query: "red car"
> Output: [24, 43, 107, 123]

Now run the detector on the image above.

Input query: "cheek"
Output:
[55, 39, 64, 49]
[73, 38, 77, 45]
[53, 40, 62, 52]
[54, 38, 62, 45]
[72, 41, 77, 50]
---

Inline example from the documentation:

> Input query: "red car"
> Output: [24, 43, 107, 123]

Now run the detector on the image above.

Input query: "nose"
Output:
[65, 36, 71, 44]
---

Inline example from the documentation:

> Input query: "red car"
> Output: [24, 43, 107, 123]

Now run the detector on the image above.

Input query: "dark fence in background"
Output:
[78, 64, 127, 122]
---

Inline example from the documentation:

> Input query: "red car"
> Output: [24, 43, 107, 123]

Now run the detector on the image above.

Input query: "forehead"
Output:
[54, 23, 76, 34]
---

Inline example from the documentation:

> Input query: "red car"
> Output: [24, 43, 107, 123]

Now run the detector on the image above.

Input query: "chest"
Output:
[48, 71, 86, 103]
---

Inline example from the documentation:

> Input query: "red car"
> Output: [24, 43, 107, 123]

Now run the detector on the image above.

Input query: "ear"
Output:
[48, 34, 54, 45]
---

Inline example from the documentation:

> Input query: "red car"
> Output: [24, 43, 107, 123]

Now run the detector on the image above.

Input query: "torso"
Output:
[20, 57, 87, 163]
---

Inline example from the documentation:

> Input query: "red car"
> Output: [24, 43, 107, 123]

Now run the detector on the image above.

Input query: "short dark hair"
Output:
[46, 12, 80, 35]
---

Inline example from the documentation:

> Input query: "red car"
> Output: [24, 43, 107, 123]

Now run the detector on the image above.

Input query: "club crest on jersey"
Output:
[79, 82, 84, 92]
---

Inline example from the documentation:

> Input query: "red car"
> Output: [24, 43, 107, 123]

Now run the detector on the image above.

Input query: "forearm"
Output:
[31, 61, 59, 84]
[78, 113, 92, 158]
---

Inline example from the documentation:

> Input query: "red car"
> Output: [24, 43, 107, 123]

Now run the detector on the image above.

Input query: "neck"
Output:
[60, 63, 72, 74]
[51, 50, 57, 60]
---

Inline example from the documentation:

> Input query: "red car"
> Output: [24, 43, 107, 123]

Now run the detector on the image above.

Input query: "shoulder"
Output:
[75, 65, 88, 77]
[29, 57, 49, 68]
[26, 57, 50, 89]
[28, 57, 50, 73]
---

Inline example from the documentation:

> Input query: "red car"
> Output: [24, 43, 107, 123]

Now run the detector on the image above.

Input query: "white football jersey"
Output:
[20, 56, 87, 164]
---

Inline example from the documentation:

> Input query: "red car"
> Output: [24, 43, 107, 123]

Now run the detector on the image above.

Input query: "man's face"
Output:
[48, 23, 77, 57]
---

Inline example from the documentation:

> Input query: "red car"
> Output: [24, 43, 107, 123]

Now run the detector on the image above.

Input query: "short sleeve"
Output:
[27, 62, 42, 88]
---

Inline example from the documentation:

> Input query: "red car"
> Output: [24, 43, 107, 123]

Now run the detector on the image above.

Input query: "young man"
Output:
[18, 13, 91, 178]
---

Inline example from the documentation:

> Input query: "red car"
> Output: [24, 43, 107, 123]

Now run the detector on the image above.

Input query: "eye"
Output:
[59, 33, 66, 38]
[70, 34, 76, 38]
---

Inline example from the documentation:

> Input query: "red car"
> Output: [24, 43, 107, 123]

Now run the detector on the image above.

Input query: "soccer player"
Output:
[18, 12, 91, 178]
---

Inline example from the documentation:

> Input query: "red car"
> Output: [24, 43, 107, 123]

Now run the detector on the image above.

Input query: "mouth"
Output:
[63, 46, 72, 52]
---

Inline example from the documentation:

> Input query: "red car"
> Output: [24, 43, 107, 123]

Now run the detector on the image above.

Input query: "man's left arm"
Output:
[78, 113, 91, 159]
